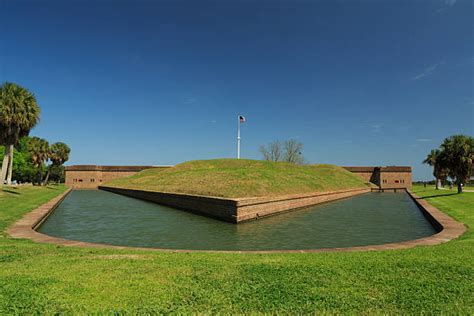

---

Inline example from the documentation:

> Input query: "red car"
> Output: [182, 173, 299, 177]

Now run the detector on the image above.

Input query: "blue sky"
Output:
[1, 0, 473, 180]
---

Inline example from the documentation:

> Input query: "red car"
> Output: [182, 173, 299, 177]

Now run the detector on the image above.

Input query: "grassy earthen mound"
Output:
[104, 159, 369, 198]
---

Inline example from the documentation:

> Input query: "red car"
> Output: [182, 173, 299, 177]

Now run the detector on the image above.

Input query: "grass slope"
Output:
[0, 185, 473, 313]
[105, 159, 369, 198]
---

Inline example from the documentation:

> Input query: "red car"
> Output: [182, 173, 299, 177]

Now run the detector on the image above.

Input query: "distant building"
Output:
[65, 164, 412, 190]
[64, 165, 168, 189]
[343, 166, 412, 190]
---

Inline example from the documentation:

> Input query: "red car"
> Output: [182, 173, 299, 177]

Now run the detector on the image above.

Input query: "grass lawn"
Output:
[0, 184, 473, 313]
[106, 159, 369, 198]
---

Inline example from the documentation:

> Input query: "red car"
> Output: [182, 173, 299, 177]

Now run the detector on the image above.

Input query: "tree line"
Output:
[0, 82, 70, 185]
[423, 134, 473, 193]
[260, 139, 305, 164]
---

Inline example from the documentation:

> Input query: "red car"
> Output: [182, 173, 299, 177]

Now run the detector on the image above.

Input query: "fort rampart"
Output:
[98, 186, 371, 223]
[66, 165, 413, 190]
[65, 165, 169, 189]
[343, 166, 412, 190]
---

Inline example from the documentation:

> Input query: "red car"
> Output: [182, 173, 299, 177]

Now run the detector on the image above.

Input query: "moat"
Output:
[38, 190, 436, 251]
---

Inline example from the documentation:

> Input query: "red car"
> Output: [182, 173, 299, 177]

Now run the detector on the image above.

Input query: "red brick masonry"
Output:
[98, 186, 372, 223]
[7, 189, 466, 253]
[65, 165, 168, 189]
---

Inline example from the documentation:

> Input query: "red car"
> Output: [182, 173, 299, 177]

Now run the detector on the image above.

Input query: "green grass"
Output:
[0, 185, 68, 234]
[0, 184, 473, 313]
[105, 159, 369, 198]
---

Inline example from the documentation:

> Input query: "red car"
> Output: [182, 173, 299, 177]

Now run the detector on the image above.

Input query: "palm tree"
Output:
[440, 135, 474, 193]
[0, 82, 40, 185]
[423, 149, 448, 190]
[43, 142, 70, 185]
[28, 137, 49, 185]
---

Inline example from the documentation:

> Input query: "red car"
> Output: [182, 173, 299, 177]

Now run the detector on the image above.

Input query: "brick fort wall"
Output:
[344, 166, 412, 189]
[65, 164, 412, 190]
[65, 165, 169, 189]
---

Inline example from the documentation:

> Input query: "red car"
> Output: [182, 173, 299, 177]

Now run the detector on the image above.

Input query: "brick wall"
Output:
[66, 164, 412, 190]
[99, 186, 371, 223]
[65, 170, 102, 189]
[380, 171, 412, 189]
[65, 165, 169, 189]
[344, 166, 412, 189]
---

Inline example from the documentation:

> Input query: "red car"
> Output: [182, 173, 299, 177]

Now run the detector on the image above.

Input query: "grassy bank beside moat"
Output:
[0, 184, 473, 313]
[105, 159, 369, 198]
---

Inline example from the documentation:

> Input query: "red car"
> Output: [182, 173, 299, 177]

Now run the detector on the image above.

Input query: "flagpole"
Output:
[237, 115, 241, 159]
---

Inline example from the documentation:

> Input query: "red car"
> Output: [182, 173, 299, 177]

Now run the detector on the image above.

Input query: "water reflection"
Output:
[39, 190, 436, 250]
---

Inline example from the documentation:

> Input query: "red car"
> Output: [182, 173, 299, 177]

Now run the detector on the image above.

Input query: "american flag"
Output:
[239, 115, 246, 123]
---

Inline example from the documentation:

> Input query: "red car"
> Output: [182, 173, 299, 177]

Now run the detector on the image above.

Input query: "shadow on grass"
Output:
[1, 188, 21, 195]
[420, 193, 459, 199]
[46, 186, 61, 190]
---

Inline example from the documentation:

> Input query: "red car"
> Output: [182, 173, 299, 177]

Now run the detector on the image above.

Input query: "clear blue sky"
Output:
[1, 0, 473, 180]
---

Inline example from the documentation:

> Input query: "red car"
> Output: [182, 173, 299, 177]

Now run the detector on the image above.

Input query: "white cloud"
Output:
[182, 96, 198, 105]
[417, 138, 432, 142]
[412, 63, 442, 80]
[370, 123, 382, 133]
[436, 0, 456, 13]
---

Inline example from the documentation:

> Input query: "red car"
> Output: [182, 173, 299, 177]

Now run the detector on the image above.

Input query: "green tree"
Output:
[440, 135, 474, 193]
[15, 136, 37, 182]
[0, 137, 38, 183]
[43, 142, 70, 185]
[28, 137, 49, 185]
[0, 82, 40, 185]
[0, 145, 35, 183]
[48, 165, 65, 183]
[423, 149, 448, 190]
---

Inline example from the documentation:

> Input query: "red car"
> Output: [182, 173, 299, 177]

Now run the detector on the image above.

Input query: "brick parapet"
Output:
[99, 186, 371, 223]
[65, 165, 170, 189]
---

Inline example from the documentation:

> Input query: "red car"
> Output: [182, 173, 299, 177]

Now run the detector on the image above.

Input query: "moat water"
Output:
[38, 190, 436, 251]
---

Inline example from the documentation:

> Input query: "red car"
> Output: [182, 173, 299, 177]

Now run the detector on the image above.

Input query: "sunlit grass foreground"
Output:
[0, 184, 473, 313]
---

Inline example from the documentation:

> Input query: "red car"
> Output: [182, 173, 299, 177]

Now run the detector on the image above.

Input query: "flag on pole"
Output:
[237, 115, 245, 159]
